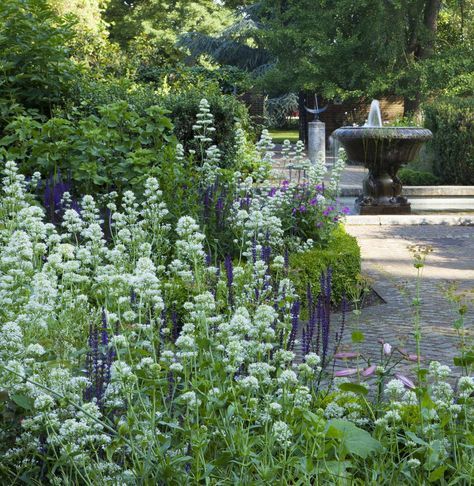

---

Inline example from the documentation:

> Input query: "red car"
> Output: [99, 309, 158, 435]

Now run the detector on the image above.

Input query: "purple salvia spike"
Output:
[288, 300, 300, 351]
[101, 308, 108, 346]
[252, 238, 257, 264]
[225, 255, 234, 307]
[316, 293, 322, 355]
[171, 310, 179, 342]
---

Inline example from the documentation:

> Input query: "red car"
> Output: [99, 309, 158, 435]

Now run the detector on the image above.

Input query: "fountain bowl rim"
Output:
[332, 125, 433, 140]
[333, 125, 432, 131]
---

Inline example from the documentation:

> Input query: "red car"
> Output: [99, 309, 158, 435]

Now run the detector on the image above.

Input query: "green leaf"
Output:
[421, 391, 435, 410]
[351, 330, 365, 343]
[325, 419, 382, 459]
[338, 383, 368, 396]
[405, 431, 427, 446]
[453, 353, 474, 366]
[11, 394, 34, 410]
[428, 465, 447, 482]
[226, 404, 235, 419]
[157, 421, 184, 431]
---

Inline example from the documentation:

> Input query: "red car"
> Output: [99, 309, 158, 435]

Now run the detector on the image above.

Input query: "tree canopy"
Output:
[257, 0, 473, 112]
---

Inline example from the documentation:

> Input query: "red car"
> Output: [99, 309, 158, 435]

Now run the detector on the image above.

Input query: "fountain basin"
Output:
[333, 126, 433, 215]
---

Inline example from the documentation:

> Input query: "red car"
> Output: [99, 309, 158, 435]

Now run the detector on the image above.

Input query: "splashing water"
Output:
[366, 100, 383, 127]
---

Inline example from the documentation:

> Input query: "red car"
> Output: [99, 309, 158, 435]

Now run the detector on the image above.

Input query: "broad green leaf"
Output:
[325, 419, 382, 459]
[453, 353, 474, 366]
[11, 394, 34, 410]
[338, 383, 368, 396]
[428, 465, 447, 482]
[405, 431, 427, 446]
[421, 391, 435, 410]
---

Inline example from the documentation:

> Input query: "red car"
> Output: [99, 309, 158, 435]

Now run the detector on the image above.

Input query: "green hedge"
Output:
[398, 168, 439, 186]
[289, 225, 361, 306]
[162, 88, 251, 169]
[424, 97, 474, 185]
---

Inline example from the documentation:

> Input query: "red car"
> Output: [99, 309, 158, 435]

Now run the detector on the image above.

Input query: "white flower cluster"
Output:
[307, 151, 327, 185]
[326, 148, 346, 194]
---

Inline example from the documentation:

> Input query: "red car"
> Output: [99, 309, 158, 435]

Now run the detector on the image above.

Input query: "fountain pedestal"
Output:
[357, 171, 411, 214]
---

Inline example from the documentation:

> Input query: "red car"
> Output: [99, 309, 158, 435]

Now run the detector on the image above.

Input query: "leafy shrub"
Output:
[0, 0, 77, 115]
[398, 168, 440, 186]
[137, 64, 252, 95]
[424, 97, 474, 184]
[65, 75, 161, 119]
[162, 87, 251, 169]
[0, 102, 174, 194]
[289, 225, 361, 304]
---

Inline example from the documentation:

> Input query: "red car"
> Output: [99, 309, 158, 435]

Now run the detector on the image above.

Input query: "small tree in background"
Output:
[0, 0, 77, 116]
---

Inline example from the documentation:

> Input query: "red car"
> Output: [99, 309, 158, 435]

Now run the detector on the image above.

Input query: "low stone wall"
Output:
[341, 186, 474, 197]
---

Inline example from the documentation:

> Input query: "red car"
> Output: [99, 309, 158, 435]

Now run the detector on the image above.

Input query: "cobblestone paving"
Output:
[339, 224, 474, 376]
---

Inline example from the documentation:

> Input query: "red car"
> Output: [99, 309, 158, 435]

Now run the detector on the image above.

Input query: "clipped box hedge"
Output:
[424, 97, 474, 185]
[289, 225, 361, 305]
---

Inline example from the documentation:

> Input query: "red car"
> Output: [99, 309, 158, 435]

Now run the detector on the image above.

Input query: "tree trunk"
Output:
[404, 0, 441, 117]
[298, 91, 306, 144]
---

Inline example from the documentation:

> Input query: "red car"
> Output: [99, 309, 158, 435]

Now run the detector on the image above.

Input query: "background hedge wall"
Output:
[424, 97, 474, 185]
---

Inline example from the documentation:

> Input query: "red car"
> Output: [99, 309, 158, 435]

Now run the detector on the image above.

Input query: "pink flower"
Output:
[383, 343, 392, 355]
[406, 354, 423, 362]
[395, 373, 416, 389]
[334, 352, 359, 359]
[334, 368, 358, 377]
[362, 365, 377, 377]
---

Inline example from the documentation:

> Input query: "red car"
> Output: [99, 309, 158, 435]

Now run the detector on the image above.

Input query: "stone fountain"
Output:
[333, 100, 433, 214]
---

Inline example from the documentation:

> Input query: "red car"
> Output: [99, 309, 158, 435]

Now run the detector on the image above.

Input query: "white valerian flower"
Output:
[239, 376, 259, 392]
[25, 344, 45, 356]
[272, 421, 292, 447]
[169, 362, 183, 373]
[305, 353, 321, 368]
[429, 361, 451, 379]
[458, 376, 474, 398]
[180, 391, 201, 407]
[278, 370, 298, 386]
[111, 361, 136, 385]
[248, 362, 275, 384]
[110, 335, 128, 348]
[294, 386, 312, 408]
[269, 402, 282, 415]
[407, 458, 421, 469]
[324, 402, 345, 419]
[385, 379, 406, 399]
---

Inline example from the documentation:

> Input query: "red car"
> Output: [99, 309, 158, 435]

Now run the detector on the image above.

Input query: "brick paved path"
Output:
[339, 224, 474, 376]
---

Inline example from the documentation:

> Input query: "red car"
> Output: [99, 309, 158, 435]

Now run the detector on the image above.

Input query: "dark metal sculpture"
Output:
[305, 94, 328, 121]
[333, 126, 432, 214]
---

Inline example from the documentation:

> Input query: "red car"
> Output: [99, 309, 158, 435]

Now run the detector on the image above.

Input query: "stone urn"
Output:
[332, 103, 432, 214]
